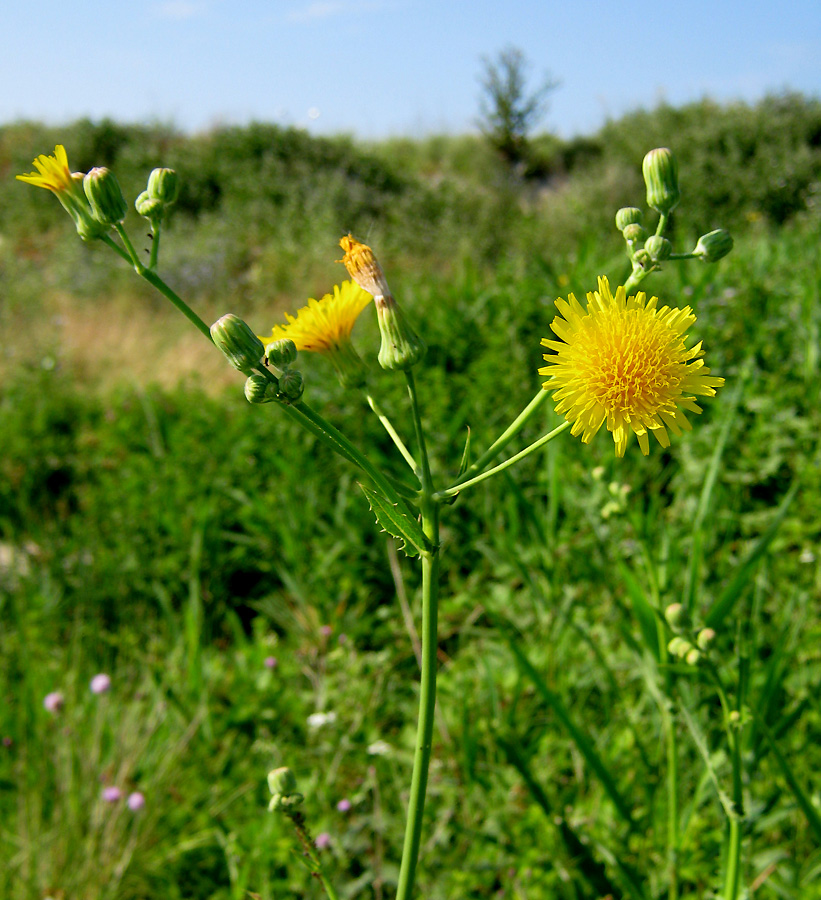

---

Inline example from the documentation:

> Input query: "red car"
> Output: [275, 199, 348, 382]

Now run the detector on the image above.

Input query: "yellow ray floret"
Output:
[17, 144, 75, 194]
[539, 276, 724, 457]
[259, 281, 372, 354]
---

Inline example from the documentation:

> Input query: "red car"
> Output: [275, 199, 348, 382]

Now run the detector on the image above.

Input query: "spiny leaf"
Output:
[358, 483, 428, 557]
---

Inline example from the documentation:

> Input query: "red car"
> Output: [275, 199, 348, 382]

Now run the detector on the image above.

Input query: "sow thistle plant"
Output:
[19, 143, 739, 899]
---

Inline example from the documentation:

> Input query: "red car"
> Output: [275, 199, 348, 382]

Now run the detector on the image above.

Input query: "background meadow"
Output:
[1, 92, 821, 898]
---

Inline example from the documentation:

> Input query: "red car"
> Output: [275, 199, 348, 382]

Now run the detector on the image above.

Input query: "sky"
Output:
[2, 0, 820, 140]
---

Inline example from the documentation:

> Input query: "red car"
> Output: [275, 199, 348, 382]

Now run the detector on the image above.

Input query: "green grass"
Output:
[2, 101, 821, 898]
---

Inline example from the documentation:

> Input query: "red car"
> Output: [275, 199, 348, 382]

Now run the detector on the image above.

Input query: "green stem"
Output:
[148, 222, 161, 270]
[395, 371, 440, 900]
[114, 223, 144, 271]
[664, 706, 680, 900]
[656, 212, 670, 237]
[99, 232, 133, 264]
[395, 507, 439, 900]
[365, 392, 419, 474]
[436, 420, 570, 501]
[723, 730, 743, 900]
[137, 266, 213, 340]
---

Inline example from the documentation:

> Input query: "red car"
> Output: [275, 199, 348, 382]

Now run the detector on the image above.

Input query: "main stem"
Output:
[395, 372, 440, 900]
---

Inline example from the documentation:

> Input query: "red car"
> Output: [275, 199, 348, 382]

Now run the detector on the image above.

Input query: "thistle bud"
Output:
[245, 374, 278, 404]
[644, 235, 672, 261]
[622, 223, 647, 244]
[642, 148, 680, 215]
[135, 190, 163, 220]
[268, 767, 298, 796]
[278, 369, 304, 403]
[696, 627, 717, 651]
[210, 314, 265, 375]
[375, 298, 427, 371]
[265, 338, 298, 370]
[147, 167, 179, 205]
[664, 603, 686, 631]
[615, 207, 643, 232]
[83, 167, 128, 226]
[694, 229, 734, 263]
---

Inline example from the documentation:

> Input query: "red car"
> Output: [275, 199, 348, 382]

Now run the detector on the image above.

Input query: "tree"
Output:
[477, 46, 559, 169]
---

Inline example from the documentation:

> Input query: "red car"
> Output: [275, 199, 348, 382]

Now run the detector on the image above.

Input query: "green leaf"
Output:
[358, 483, 428, 557]
[618, 562, 660, 660]
[705, 481, 799, 629]
[457, 426, 472, 477]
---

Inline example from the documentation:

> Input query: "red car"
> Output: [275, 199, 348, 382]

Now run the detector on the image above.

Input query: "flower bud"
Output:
[147, 167, 179, 205]
[615, 207, 643, 232]
[622, 223, 647, 244]
[268, 766, 298, 796]
[696, 627, 717, 650]
[210, 314, 265, 375]
[135, 190, 163, 220]
[245, 374, 278, 404]
[339, 234, 391, 298]
[643, 148, 680, 215]
[375, 297, 427, 371]
[685, 647, 702, 666]
[667, 636, 691, 658]
[269, 791, 304, 812]
[644, 235, 672, 261]
[278, 369, 304, 403]
[83, 167, 128, 226]
[694, 229, 734, 263]
[664, 602, 686, 631]
[265, 338, 298, 370]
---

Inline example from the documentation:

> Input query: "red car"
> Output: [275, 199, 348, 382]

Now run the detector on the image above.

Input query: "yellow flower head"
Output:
[259, 281, 372, 388]
[17, 144, 75, 194]
[539, 276, 724, 457]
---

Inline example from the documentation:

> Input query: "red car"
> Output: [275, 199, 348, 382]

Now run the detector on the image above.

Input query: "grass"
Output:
[1, 101, 821, 898]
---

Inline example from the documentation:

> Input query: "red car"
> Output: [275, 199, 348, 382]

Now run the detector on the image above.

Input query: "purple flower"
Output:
[315, 832, 332, 849]
[264, 656, 278, 670]
[320, 625, 333, 638]
[2, 736, 12, 747]
[338, 633, 348, 645]
[102, 786, 122, 803]
[336, 798, 351, 813]
[127, 791, 145, 811]
[90, 673, 111, 694]
[43, 692, 64, 713]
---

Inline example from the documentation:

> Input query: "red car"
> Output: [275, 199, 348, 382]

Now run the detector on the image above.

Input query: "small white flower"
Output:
[367, 739, 392, 756]
[307, 711, 337, 730]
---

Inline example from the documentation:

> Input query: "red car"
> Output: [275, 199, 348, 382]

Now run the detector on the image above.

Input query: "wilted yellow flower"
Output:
[259, 281, 372, 388]
[17, 144, 75, 193]
[539, 276, 723, 457]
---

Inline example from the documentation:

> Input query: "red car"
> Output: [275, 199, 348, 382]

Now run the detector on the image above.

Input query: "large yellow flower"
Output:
[539, 276, 724, 457]
[259, 281, 372, 388]
[17, 144, 75, 193]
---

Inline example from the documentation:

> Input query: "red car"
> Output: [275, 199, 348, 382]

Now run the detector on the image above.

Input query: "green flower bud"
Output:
[685, 647, 702, 666]
[622, 223, 647, 244]
[694, 229, 734, 263]
[147, 167, 179, 205]
[268, 766, 297, 796]
[644, 235, 672, 261]
[265, 339, 298, 369]
[245, 374, 278, 404]
[210, 314, 265, 375]
[375, 296, 427, 371]
[278, 369, 304, 403]
[135, 190, 163, 220]
[643, 148, 680, 215]
[664, 603, 686, 631]
[83, 167, 128, 226]
[667, 636, 691, 658]
[268, 792, 304, 812]
[615, 207, 643, 232]
[61, 173, 108, 241]
[696, 627, 717, 650]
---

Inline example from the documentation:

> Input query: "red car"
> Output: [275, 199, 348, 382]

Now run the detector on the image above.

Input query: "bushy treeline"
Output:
[2, 92, 819, 304]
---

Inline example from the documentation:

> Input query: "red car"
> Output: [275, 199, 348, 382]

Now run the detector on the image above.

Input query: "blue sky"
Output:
[3, 0, 819, 139]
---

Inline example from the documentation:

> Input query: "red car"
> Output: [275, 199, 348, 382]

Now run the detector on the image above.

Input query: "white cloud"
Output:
[287, 0, 396, 24]
[154, 1, 204, 20]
